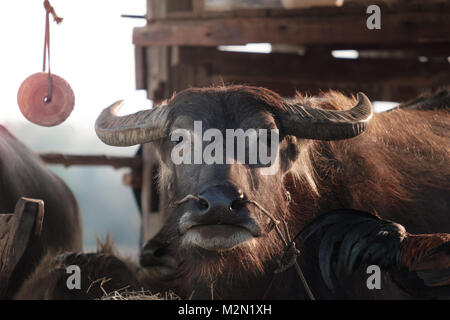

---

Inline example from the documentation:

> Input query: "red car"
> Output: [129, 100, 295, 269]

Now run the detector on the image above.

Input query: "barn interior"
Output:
[131, 0, 450, 243]
[135, 0, 449, 103]
[1, 0, 449, 301]
[3, 0, 449, 250]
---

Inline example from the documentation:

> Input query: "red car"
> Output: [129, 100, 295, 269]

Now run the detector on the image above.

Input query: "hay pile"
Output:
[101, 289, 179, 300]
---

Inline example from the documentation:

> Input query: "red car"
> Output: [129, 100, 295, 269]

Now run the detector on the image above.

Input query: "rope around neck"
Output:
[245, 200, 316, 300]
[171, 193, 316, 299]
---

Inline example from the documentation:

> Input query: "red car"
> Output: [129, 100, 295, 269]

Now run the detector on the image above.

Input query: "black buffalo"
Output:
[0, 126, 82, 298]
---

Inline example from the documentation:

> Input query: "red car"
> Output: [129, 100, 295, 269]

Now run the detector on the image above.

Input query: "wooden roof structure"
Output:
[133, 0, 450, 103]
[130, 0, 450, 242]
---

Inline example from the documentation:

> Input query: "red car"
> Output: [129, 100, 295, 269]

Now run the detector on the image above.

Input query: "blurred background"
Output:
[1, 0, 448, 254]
[0, 0, 148, 252]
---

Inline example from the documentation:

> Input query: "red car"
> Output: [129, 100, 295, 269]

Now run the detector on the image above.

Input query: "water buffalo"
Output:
[95, 86, 449, 299]
[0, 126, 82, 298]
[14, 238, 139, 300]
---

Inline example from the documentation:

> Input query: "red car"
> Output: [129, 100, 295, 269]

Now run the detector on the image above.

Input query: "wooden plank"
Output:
[144, 1, 450, 21]
[146, 46, 170, 102]
[134, 11, 450, 46]
[280, 0, 343, 9]
[203, 0, 448, 11]
[39, 154, 142, 169]
[0, 198, 44, 298]
[162, 0, 208, 19]
[167, 0, 193, 12]
[145, 1, 173, 102]
[168, 47, 450, 101]
[205, 0, 283, 11]
[147, 0, 167, 20]
[142, 1, 172, 244]
[135, 46, 147, 90]
[265, 2, 449, 19]
[141, 144, 167, 244]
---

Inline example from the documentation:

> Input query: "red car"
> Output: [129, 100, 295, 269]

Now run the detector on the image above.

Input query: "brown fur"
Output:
[140, 85, 449, 299]
[400, 233, 450, 270]
[300, 91, 450, 233]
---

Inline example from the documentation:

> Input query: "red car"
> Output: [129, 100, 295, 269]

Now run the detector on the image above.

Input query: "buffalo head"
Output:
[95, 86, 372, 282]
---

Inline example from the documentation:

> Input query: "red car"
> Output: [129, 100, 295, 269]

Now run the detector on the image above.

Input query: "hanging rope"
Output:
[17, 0, 74, 127]
[42, 0, 63, 103]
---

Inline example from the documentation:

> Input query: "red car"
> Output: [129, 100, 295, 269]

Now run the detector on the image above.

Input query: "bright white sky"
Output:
[0, 0, 149, 126]
[0, 0, 395, 128]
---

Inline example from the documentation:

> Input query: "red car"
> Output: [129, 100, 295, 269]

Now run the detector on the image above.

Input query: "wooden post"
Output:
[0, 198, 44, 298]
[135, 46, 147, 90]
[140, 144, 167, 244]
[39, 153, 142, 169]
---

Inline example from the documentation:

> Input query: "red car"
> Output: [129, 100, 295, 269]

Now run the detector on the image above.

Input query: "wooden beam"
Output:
[122, 172, 142, 188]
[178, 47, 449, 82]
[205, 0, 284, 11]
[141, 144, 167, 243]
[39, 154, 142, 170]
[147, 0, 167, 20]
[203, 0, 449, 11]
[167, 0, 193, 13]
[146, 1, 450, 21]
[328, 43, 450, 57]
[168, 47, 450, 101]
[135, 46, 147, 90]
[134, 10, 450, 47]
[0, 198, 44, 298]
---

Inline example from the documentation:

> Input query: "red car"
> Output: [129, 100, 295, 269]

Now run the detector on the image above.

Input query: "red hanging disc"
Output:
[17, 72, 75, 127]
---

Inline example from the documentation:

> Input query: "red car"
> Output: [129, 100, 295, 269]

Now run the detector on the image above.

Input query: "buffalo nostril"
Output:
[197, 185, 245, 213]
[230, 201, 243, 211]
[197, 198, 210, 212]
[230, 194, 246, 211]
[153, 247, 166, 258]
